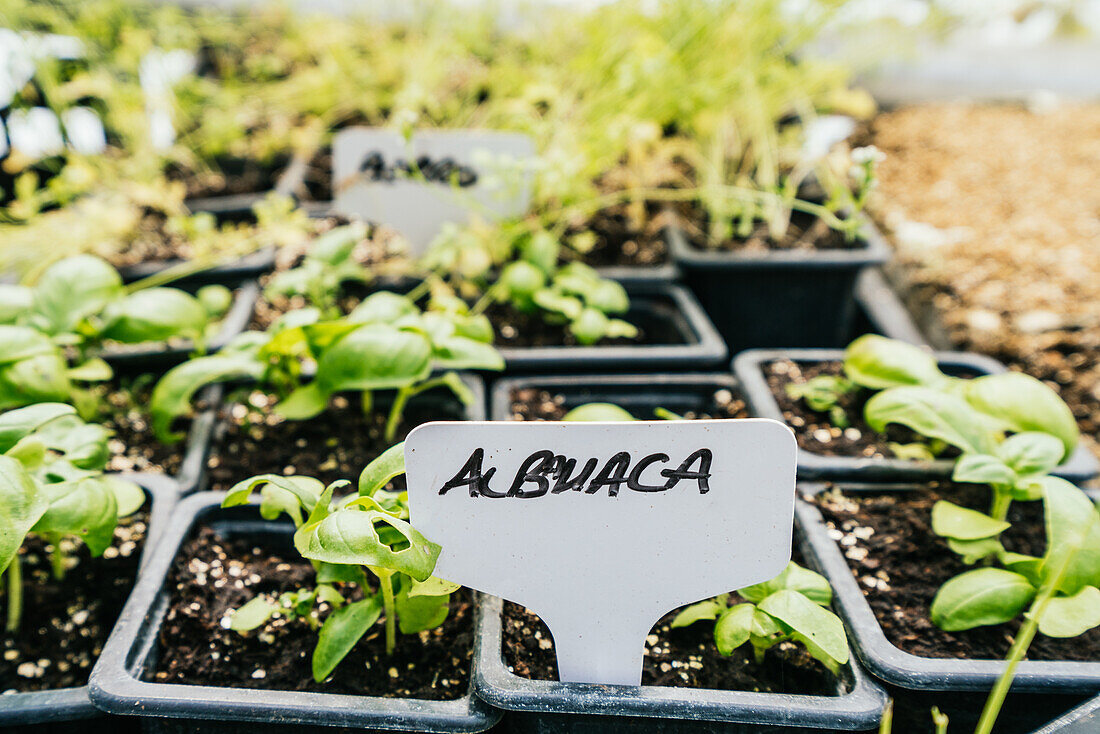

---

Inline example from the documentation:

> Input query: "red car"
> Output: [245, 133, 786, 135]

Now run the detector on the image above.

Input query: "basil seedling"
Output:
[264, 222, 372, 319]
[930, 477, 1100, 636]
[0, 403, 144, 631]
[0, 255, 231, 357]
[671, 562, 849, 674]
[150, 290, 503, 444]
[222, 444, 457, 682]
[0, 324, 110, 412]
[784, 375, 854, 429]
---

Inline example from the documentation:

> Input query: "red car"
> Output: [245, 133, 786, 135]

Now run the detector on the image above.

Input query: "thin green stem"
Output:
[379, 571, 397, 656]
[5, 555, 23, 633]
[990, 489, 1012, 523]
[49, 534, 66, 581]
[384, 376, 453, 443]
[877, 700, 893, 734]
[361, 390, 373, 416]
[468, 285, 499, 317]
[930, 707, 948, 734]
[403, 277, 433, 304]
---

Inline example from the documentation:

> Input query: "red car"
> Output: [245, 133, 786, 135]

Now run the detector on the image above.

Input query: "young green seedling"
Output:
[0, 324, 111, 413]
[150, 290, 503, 444]
[0, 403, 144, 631]
[671, 561, 849, 674]
[784, 375, 855, 429]
[264, 222, 372, 319]
[222, 444, 457, 681]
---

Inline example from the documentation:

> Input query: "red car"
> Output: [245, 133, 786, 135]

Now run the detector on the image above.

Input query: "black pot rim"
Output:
[497, 282, 727, 371]
[667, 214, 892, 269]
[1032, 692, 1100, 733]
[89, 492, 502, 733]
[796, 481, 1100, 693]
[473, 593, 888, 728]
[854, 267, 930, 346]
[0, 473, 179, 727]
[733, 347, 1100, 483]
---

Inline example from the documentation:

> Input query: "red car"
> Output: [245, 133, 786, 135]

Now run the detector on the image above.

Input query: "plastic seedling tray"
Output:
[0, 474, 179, 732]
[101, 282, 259, 373]
[498, 283, 726, 375]
[667, 215, 890, 354]
[473, 547, 889, 733]
[89, 494, 501, 734]
[733, 348, 1100, 484]
[796, 481, 1100, 694]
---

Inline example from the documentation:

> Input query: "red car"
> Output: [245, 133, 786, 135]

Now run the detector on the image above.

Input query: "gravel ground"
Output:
[868, 103, 1100, 464]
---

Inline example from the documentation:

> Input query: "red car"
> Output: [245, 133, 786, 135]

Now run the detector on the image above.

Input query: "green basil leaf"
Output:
[864, 386, 999, 455]
[0, 325, 58, 365]
[276, 382, 331, 420]
[408, 576, 461, 598]
[346, 292, 419, 325]
[605, 319, 638, 340]
[34, 415, 111, 471]
[520, 230, 559, 273]
[223, 474, 325, 527]
[930, 568, 1035, 631]
[296, 508, 440, 581]
[316, 324, 432, 394]
[966, 373, 1079, 462]
[0, 455, 48, 571]
[998, 551, 1043, 586]
[312, 593, 382, 682]
[230, 596, 279, 632]
[996, 432, 1066, 477]
[757, 589, 849, 669]
[499, 261, 547, 300]
[670, 599, 726, 628]
[570, 308, 609, 346]
[562, 403, 636, 422]
[0, 403, 75, 453]
[0, 353, 73, 411]
[947, 537, 1005, 565]
[432, 335, 504, 371]
[931, 501, 1011, 541]
[66, 357, 113, 383]
[316, 562, 367, 586]
[532, 290, 583, 320]
[1037, 586, 1100, 638]
[358, 442, 406, 498]
[585, 280, 629, 314]
[952, 454, 1017, 487]
[739, 562, 833, 606]
[311, 222, 367, 266]
[843, 335, 947, 389]
[33, 477, 118, 556]
[1041, 477, 1100, 594]
[100, 288, 208, 344]
[105, 477, 145, 518]
[27, 255, 123, 335]
[196, 285, 233, 317]
[714, 603, 755, 655]
[150, 354, 265, 442]
[395, 585, 450, 633]
[0, 285, 32, 323]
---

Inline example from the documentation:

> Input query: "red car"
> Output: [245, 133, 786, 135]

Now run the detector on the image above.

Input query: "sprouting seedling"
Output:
[149, 290, 503, 445]
[784, 374, 855, 429]
[671, 561, 849, 674]
[0, 324, 111, 414]
[263, 222, 372, 319]
[0, 403, 144, 632]
[221, 444, 457, 682]
[0, 254, 231, 358]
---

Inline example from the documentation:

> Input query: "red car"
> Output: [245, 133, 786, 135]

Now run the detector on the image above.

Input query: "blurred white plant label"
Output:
[332, 128, 535, 255]
[405, 419, 797, 686]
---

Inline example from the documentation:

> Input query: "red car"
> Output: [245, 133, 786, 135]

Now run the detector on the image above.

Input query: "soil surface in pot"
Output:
[1, 508, 149, 692]
[482, 301, 668, 348]
[766, 359, 961, 461]
[154, 528, 472, 699]
[172, 153, 291, 200]
[561, 205, 672, 269]
[97, 376, 191, 475]
[680, 206, 859, 253]
[205, 389, 466, 492]
[813, 482, 1100, 660]
[508, 386, 748, 421]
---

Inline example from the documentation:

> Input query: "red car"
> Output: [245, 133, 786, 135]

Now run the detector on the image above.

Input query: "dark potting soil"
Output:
[766, 359, 949, 460]
[0, 509, 149, 692]
[507, 386, 748, 422]
[104, 210, 193, 270]
[813, 482, 1100, 661]
[171, 153, 292, 199]
[294, 147, 332, 202]
[681, 206, 859, 253]
[153, 528, 473, 699]
[501, 597, 841, 695]
[97, 376, 190, 475]
[561, 205, 672, 269]
[483, 301, 671, 349]
[204, 389, 466, 493]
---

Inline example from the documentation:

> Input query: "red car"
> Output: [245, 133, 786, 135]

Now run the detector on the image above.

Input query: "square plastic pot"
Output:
[89, 493, 502, 734]
[591, 259, 678, 287]
[101, 282, 260, 373]
[666, 216, 890, 354]
[498, 283, 726, 375]
[0, 474, 179, 732]
[795, 481, 1100, 694]
[1032, 693, 1100, 734]
[474, 589, 889, 732]
[733, 348, 1100, 484]
[489, 372, 744, 422]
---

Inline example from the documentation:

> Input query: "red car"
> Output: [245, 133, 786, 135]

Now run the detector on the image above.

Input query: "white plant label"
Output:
[405, 419, 797, 686]
[332, 128, 535, 255]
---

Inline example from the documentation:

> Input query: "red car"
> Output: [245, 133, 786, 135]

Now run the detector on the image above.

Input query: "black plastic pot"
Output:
[474, 587, 888, 732]
[592, 260, 678, 287]
[193, 372, 486, 494]
[667, 216, 891, 354]
[489, 371, 743, 422]
[499, 283, 726, 375]
[118, 250, 276, 290]
[733, 348, 1100, 484]
[850, 268, 928, 346]
[89, 493, 502, 733]
[0, 474, 178, 733]
[101, 282, 260, 373]
[796, 481, 1100, 694]
[182, 149, 310, 223]
[1033, 693, 1100, 734]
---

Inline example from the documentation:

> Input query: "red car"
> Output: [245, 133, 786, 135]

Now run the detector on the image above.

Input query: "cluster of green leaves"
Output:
[0, 254, 231, 356]
[221, 444, 456, 682]
[150, 289, 502, 445]
[0, 402, 144, 631]
[930, 477, 1100, 639]
[671, 562, 849, 674]
[785, 374, 855, 429]
[263, 222, 373, 319]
